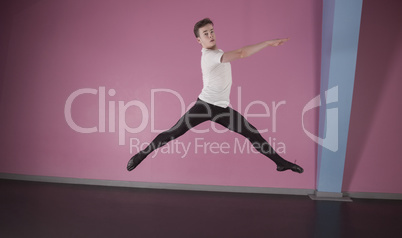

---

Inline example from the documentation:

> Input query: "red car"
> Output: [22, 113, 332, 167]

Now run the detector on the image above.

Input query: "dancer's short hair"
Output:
[194, 18, 214, 38]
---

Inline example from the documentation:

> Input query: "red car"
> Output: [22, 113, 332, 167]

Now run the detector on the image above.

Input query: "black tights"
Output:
[139, 98, 290, 167]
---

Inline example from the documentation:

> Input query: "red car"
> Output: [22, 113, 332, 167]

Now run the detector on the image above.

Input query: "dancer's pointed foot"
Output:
[277, 161, 304, 173]
[127, 152, 146, 171]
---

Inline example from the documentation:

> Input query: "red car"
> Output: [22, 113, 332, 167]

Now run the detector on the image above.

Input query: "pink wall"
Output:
[0, 0, 321, 190]
[343, 0, 402, 194]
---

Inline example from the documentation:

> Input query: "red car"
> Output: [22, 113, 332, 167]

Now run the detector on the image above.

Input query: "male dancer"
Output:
[127, 18, 303, 173]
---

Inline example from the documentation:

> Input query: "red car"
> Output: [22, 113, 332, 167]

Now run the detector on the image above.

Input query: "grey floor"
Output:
[1, 179, 402, 238]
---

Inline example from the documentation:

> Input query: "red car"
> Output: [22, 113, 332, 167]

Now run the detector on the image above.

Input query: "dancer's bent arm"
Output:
[221, 38, 289, 63]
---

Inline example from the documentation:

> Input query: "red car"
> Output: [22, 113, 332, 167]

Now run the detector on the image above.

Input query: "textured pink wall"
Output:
[343, 0, 402, 194]
[0, 0, 321, 190]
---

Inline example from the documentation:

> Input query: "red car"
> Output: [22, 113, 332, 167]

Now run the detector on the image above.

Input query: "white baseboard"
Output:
[1, 173, 401, 200]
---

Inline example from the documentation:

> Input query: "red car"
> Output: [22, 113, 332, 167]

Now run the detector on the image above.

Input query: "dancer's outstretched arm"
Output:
[221, 38, 289, 63]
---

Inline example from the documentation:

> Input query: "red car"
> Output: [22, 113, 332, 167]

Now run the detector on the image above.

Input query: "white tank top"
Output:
[198, 48, 232, 108]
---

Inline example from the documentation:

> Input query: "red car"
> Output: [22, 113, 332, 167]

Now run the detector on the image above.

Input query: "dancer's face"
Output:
[197, 24, 217, 50]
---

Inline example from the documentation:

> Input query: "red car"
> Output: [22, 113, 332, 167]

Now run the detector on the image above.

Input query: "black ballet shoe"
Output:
[276, 161, 304, 173]
[127, 153, 146, 171]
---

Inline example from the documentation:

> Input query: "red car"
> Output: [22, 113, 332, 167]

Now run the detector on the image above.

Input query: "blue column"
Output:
[316, 0, 363, 196]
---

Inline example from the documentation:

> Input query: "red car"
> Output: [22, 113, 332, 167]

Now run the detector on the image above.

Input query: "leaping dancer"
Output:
[127, 18, 304, 174]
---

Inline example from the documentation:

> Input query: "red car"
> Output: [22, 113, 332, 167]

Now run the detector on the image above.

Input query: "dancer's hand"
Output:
[268, 38, 289, 47]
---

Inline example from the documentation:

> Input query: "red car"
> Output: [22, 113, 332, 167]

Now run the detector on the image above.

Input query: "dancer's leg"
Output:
[213, 106, 303, 173]
[127, 99, 213, 171]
